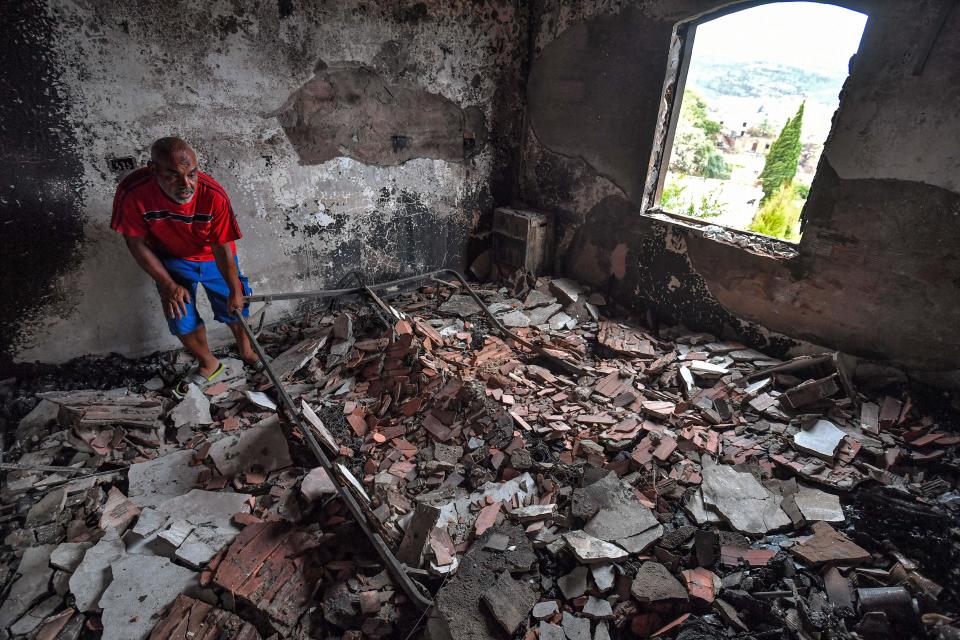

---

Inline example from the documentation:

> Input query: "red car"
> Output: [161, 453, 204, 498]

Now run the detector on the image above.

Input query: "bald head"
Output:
[148, 137, 198, 204]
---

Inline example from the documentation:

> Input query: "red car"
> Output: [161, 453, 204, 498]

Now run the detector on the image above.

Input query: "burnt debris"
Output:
[1, 273, 959, 639]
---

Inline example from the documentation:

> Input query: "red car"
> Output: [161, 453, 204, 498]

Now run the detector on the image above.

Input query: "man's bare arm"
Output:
[124, 236, 190, 319]
[211, 243, 244, 314]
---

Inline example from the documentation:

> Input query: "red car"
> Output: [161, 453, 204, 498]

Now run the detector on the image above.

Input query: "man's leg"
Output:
[202, 257, 260, 366]
[178, 324, 220, 377]
[161, 258, 221, 378]
[225, 321, 258, 365]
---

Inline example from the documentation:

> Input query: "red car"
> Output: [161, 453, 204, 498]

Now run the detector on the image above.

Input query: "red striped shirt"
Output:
[111, 167, 242, 261]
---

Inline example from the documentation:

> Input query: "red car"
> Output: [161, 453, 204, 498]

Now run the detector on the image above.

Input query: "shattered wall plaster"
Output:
[522, 0, 960, 376]
[3, 0, 526, 366]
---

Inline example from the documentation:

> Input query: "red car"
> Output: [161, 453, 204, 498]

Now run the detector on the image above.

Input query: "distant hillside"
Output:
[687, 59, 848, 106]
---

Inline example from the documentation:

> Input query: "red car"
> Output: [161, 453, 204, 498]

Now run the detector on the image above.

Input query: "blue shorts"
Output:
[160, 256, 251, 336]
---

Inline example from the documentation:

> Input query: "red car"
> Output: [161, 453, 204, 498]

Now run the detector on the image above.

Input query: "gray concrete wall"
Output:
[521, 0, 960, 377]
[2, 0, 526, 365]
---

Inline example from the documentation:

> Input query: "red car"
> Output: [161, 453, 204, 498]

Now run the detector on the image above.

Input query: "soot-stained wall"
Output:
[522, 0, 960, 376]
[1, 1, 87, 369]
[5, 0, 525, 366]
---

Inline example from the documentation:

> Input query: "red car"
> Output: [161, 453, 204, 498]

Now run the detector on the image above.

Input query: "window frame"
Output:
[643, 1, 865, 244]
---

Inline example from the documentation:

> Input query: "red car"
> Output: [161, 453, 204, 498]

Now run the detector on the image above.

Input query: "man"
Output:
[111, 137, 261, 397]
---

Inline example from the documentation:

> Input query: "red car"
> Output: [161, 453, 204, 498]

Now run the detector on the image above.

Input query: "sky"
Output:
[692, 2, 868, 75]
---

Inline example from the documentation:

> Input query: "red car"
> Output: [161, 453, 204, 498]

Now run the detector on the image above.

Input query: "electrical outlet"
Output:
[108, 156, 136, 173]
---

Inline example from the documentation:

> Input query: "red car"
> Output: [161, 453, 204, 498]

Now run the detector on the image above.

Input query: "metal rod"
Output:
[739, 353, 835, 385]
[245, 268, 531, 344]
[245, 270, 448, 303]
[233, 310, 433, 611]
[0, 462, 106, 474]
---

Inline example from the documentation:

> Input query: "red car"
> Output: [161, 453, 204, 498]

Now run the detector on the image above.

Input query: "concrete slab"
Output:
[484, 533, 511, 552]
[481, 572, 538, 635]
[528, 303, 562, 325]
[50, 542, 93, 572]
[539, 622, 566, 640]
[524, 289, 557, 308]
[208, 420, 292, 479]
[549, 312, 574, 331]
[532, 600, 559, 620]
[500, 310, 531, 328]
[793, 419, 846, 462]
[269, 337, 325, 381]
[561, 611, 591, 640]
[127, 450, 201, 509]
[439, 294, 482, 317]
[397, 502, 442, 567]
[157, 519, 195, 549]
[157, 489, 252, 521]
[563, 531, 628, 564]
[130, 507, 168, 537]
[591, 564, 615, 593]
[9, 594, 62, 636]
[512, 504, 556, 522]
[584, 496, 659, 542]
[630, 562, 688, 603]
[169, 384, 212, 428]
[16, 399, 61, 443]
[25, 488, 65, 527]
[700, 460, 791, 534]
[616, 524, 664, 554]
[683, 488, 723, 524]
[135, 490, 253, 567]
[549, 279, 585, 304]
[301, 467, 337, 501]
[583, 595, 613, 620]
[0, 544, 55, 629]
[175, 520, 243, 569]
[558, 566, 588, 599]
[98, 554, 197, 640]
[794, 484, 845, 522]
[69, 536, 125, 612]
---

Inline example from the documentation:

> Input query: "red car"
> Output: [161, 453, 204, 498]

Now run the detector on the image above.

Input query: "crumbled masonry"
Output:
[2, 273, 960, 639]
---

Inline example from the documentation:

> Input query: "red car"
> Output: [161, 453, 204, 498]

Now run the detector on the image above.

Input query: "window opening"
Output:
[656, 2, 867, 242]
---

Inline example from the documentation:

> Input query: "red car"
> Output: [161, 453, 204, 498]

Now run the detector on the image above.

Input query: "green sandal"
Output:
[172, 361, 227, 399]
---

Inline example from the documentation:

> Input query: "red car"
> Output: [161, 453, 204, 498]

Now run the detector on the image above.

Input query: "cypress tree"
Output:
[759, 101, 805, 202]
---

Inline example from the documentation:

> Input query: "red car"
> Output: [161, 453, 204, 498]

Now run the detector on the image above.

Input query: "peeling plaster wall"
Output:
[4, 0, 526, 365]
[521, 0, 960, 375]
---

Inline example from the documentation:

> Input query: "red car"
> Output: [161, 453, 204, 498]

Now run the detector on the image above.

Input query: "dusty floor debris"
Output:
[1, 273, 960, 639]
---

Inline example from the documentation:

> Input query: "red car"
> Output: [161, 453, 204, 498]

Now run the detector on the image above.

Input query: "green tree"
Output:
[660, 177, 726, 219]
[704, 152, 732, 180]
[749, 182, 802, 240]
[684, 91, 723, 136]
[669, 91, 731, 179]
[660, 179, 687, 211]
[759, 102, 805, 202]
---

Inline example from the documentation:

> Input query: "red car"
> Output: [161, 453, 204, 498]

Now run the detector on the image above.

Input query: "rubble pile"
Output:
[2, 274, 960, 639]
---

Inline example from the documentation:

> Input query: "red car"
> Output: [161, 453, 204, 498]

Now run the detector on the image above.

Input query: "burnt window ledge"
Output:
[643, 207, 800, 260]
